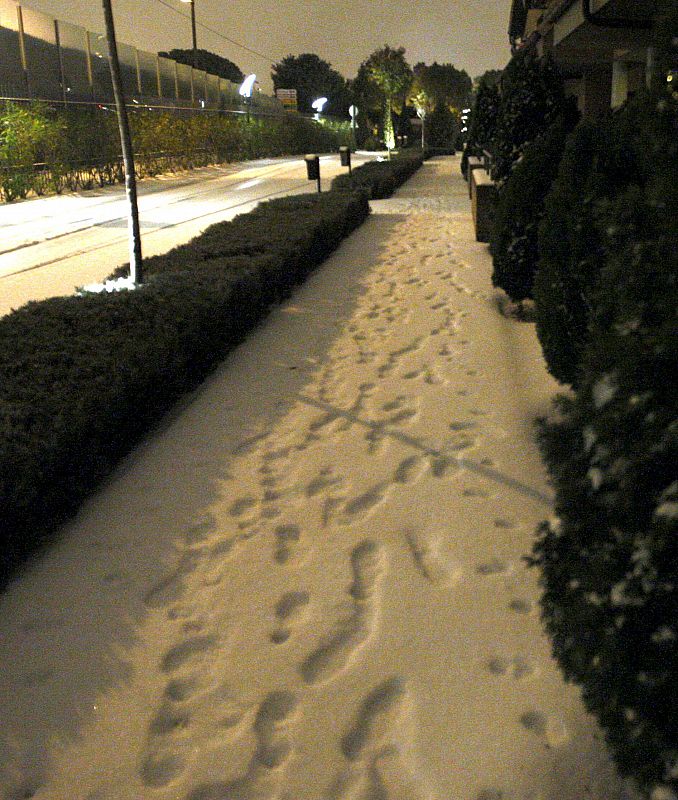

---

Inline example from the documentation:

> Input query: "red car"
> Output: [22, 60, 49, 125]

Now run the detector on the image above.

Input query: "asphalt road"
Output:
[0, 153, 375, 317]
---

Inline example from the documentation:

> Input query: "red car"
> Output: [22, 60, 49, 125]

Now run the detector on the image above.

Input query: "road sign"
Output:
[276, 88, 298, 112]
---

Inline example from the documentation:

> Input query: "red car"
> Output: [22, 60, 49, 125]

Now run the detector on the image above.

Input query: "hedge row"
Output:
[0, 189, 370, 583]
[0, 102, 352, 202]
[330, 151, 426, 198]
[490, 104, 579, 304]
[531, 89, 678, 798]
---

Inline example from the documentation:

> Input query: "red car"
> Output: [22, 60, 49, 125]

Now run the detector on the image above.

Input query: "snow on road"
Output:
[0, 157, 633, 800]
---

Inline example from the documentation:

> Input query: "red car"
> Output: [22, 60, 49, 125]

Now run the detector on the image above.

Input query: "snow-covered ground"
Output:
[0, 157, 636, 800]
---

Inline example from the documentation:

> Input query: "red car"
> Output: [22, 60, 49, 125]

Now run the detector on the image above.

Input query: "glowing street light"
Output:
[239, 74, 257, 98]
[178, 0, 197, 68]
[312, 96, 327, 120]
[239, 74, 256, 121]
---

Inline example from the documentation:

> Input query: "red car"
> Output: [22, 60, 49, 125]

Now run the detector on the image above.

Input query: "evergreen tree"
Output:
[533, 87, 678, 797]
[460, 77, 499, 178]
[491, 50, 566, 185]
[272, 53, 350, 115]
[426, 103, 458, 150]
[490, 105, 577, 304]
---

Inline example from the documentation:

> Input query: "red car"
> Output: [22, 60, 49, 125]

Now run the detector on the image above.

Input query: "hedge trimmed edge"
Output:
[0, 189, 372, 583]
[331, 151, 427, 198]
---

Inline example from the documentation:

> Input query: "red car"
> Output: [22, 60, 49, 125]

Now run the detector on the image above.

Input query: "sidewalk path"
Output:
[0, 157, 632, 800]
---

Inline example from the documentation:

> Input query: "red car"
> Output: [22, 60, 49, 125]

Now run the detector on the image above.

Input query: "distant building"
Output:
[508, 0, 657, 117]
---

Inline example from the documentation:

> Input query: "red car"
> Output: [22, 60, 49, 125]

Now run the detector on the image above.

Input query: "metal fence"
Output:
[0, 0, 282, 114]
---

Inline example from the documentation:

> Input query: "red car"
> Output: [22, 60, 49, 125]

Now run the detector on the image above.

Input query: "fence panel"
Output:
[117, 41, 139, 97]
[0, 0, 26, 97]
[20, 6, 61, 100]
[192, 69, 207, 106]
[206, 73, 220, 108]
[176, 62, 192, 102]
[89, 32, 113, 101]
[56, 20, 92, 101]
[137, 50, 158, 99]
[157, 56, 176, 100]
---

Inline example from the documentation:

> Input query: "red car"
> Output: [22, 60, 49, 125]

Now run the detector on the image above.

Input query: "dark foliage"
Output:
[461, 78, 500, 179]
[490, 105, 578, 303]
[426, 104, 458, 150]
[330, 152, 425, 199]
[271, 53, 350, 115]
[490, 50, 567, 185]
[533, 108, 641, 386]
[158, 48, 243, 83]
[532, 90, 678, 797]
[0, 190, 370, 583]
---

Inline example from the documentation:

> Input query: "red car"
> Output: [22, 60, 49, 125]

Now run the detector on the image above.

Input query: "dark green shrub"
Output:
[0, 104, 351, 202]
[0, 190, 369, 582]
[533, 103, 644, 386]
[490, 106, 578, 303]
[532, 91, 678, 797]
[330, 152, 424, 198]
[461, 78, 499, 179]
[426, 104, 458, 151]
[491, 50, 567, 185]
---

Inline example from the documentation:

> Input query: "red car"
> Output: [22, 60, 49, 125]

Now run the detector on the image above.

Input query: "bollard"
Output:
[339, 146, 352, 176]
[305, 154, 321, 193]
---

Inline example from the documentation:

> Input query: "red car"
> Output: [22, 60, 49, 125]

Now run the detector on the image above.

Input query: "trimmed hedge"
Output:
[531, 91, 678, 797]
[0, 190, 369, 582]
[490, 107, 578, 304]
[330, 152, 426, 198]
[461, 77, 500, 180]
[533, 102, 646, 386]
[490, 50, 567, 186]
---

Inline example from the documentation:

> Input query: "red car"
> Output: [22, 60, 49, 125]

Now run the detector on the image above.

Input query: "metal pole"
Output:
[101, 0, 143, 284]
[190, 0, 198, 68]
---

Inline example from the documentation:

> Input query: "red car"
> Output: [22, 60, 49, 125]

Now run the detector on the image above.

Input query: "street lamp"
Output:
[416, 106, 426, 150]
[239, 74, 256, 121]
[178, 0, 197, 68]
[312, 96, 327, 121]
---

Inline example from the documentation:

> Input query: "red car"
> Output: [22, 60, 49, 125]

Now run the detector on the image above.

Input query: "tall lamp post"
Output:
[101, 0, 142, 283]
[179, 0, 197, 68]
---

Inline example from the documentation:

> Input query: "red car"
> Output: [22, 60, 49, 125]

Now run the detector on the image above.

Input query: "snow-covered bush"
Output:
[490, 50, 567, 186]
[460, 78, 499, 179]
[490, 105, 577, 304]
[532, 90, 678, 796]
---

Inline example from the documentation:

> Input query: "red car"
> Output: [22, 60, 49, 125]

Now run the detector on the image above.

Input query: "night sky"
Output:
[23, 0, 512, 91]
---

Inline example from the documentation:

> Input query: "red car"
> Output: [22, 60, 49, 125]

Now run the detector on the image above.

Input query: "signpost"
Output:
[276, 88, 298, 112]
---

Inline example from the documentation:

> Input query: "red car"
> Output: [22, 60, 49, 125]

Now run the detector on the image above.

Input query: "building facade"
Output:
[508, 0, 658, 117]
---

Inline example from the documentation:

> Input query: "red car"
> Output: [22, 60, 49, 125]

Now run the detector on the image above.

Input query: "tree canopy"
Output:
[158, 49, 243, 84]
[271, 53, 350, 115]
[364, 45, 412, 152]
[411, 62, 472, 111]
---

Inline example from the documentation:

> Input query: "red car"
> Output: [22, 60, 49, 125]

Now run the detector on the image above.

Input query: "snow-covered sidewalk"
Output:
[0, 157, 632, 800]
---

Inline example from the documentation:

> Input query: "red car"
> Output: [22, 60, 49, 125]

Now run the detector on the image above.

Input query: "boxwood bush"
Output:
[490, 105, 578, 304]
[533, 101, 646, 386]
[0, 189, 369, 582]
[532, 90, 678, 797]
[490, 50, 567, 186]
[461, 76, 500, 180]
[330, 151, 425, 198]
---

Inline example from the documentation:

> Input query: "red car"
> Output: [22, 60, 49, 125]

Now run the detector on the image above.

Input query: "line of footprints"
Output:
[139, 539, 426, 798]
[139, 527, 560, 798]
